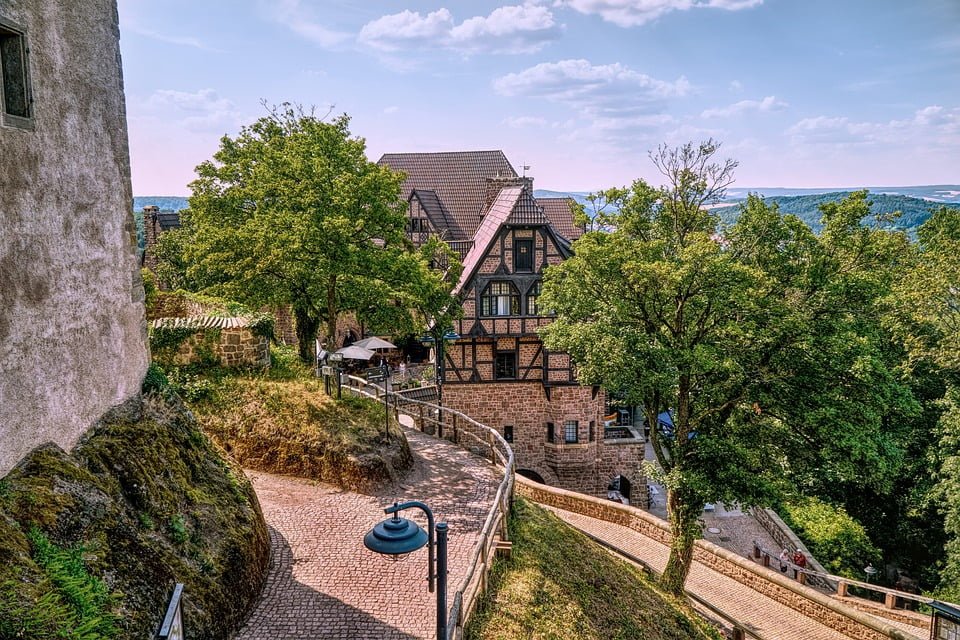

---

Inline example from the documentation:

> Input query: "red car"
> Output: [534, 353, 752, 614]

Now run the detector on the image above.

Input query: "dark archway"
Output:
[607, 474, 632, 504]
[517, 468, 545, 484]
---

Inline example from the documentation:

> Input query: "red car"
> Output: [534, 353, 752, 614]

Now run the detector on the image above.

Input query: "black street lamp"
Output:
[419, 329, 460, 435]
[363, 501, 449, 640]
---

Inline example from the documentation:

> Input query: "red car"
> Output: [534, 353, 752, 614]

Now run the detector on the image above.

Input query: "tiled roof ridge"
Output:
[151, 316, 256, 330]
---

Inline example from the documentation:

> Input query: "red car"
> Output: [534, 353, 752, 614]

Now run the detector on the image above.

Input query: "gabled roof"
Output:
[378, 150, 517, 238]
[454, 186, 564, 295]
[410, 188, 465, 240]
[538, 197, 583, 241]
[154, 211, 181, 232]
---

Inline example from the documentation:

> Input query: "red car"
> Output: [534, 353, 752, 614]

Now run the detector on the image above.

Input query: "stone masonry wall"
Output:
[443, 382, 645, 499]
[169, 328, 270, 368]
[517, 477, 915, 640]
[0, 0, 148, 477]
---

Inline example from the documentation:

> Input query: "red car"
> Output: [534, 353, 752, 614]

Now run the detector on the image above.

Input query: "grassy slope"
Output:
[467, 498, 722, 640]
[179, 347, 413, 491]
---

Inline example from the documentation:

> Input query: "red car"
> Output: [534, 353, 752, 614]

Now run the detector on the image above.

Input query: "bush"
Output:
[781, 497, 881, 578]
[141, 362, 170, 394]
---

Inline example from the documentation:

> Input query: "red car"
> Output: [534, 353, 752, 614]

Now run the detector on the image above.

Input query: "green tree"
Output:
[539, 141, 913, 593]
[887, 206, 960, 597]
[181, 106, 411, 363]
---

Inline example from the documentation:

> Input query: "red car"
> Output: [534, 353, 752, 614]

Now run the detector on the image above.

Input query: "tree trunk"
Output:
[660, 487, 701, 595]
[326, 274, 338, 349]
[294, 304, 320, 364]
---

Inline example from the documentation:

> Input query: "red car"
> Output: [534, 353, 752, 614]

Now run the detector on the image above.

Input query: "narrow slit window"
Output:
[0, 19, 32, 123]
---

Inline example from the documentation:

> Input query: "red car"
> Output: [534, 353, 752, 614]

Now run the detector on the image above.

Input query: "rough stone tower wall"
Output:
[0, 0, 149, 476]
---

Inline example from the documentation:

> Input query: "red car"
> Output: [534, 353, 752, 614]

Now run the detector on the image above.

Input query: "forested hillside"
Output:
[735, 192, 960, 232]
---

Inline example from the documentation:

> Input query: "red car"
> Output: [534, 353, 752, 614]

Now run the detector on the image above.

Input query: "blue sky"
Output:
[117, 0, 960, 196]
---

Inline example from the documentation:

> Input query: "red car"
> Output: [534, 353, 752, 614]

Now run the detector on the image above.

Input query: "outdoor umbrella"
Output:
[353, 336, 397, 351]
[335, 345, 376, 360]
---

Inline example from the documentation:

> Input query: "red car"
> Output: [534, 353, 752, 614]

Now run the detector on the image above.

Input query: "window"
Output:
[481, 281, 520, 316]
[526, 281, 541, 315]
[503, 425, 514, 443]
[589, 420, 595, 442]
[0, 19, 31, 126]
[546, 422, 555, 443]
[407, 218, 429, 233]
[564, 420, 579, 444]
[514, 238, 533, 272]
[495, 351, 516, 379]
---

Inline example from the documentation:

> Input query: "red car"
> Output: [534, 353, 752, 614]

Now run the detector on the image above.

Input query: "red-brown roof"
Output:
[378, 150, 517, 239]
[538, 197, 583, 241]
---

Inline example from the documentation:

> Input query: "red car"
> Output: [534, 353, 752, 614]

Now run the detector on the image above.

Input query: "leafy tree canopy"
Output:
[178, 105, 450, 362]
[539, 140, 915, 593]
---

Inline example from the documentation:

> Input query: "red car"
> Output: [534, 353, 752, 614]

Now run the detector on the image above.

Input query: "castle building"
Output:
[0, 1, 148, 476]
[379, 151, 646, 501]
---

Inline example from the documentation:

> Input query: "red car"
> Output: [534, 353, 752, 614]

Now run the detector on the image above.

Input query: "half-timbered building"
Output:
[379, 150, 646, 502]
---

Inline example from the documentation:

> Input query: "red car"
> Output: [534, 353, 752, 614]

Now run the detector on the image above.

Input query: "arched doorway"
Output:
[517, 468, 546, 484]
[607, 475, 631, 504]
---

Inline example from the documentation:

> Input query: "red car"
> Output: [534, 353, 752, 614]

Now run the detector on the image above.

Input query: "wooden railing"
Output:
[341, 375, 515, 640]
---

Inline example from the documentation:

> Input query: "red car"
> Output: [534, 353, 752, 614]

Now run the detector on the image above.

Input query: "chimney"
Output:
[482, 175, 534, 215]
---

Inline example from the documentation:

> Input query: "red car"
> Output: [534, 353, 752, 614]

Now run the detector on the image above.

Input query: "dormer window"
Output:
[481, 281, 519, 316]
[514, 238, 533, 272]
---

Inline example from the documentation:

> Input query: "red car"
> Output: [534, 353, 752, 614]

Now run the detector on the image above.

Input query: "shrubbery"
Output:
[781, 497, 882, 578]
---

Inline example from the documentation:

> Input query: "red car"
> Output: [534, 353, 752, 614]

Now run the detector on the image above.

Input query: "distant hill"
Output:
[715, 192, 959, 233]
[133, 196, 189, 212]
[534, 186, 960, 235]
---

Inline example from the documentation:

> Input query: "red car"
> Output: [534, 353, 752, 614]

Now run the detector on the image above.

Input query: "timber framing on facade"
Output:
[379, 150, 647, 503]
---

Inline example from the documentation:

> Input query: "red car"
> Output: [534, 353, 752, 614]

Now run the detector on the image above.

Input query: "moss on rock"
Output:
[0, 394, 269, 639]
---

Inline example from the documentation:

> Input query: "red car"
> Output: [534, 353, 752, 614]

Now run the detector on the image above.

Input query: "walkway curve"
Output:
[236, 426, 498, 639]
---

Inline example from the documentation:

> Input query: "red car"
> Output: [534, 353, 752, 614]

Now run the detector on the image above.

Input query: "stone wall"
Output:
[0, 0, 148, 477]
[752, 506, 835, 590]
[517, 477, 918, 640]
[172, 328, 270, 368]
[443, 382, 645, 500]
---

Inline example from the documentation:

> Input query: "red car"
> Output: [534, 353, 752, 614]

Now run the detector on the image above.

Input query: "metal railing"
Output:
[341, 375, 515, 640]
[752, 540, 941, 613]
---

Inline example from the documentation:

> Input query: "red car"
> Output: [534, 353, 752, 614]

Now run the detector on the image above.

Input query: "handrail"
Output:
[751, 540, 940, 608]
[339, 374, 515, 640]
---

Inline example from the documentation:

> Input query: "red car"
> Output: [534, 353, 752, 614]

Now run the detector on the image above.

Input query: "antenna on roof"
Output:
[522, 164, 531, 177]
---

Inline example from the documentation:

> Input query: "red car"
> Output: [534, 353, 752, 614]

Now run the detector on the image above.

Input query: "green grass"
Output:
[466, 498, 722, 640]
[162, 345, 414, 490]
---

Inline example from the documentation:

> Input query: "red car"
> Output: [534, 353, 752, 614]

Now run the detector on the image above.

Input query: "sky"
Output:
[117, 0, 960, 196]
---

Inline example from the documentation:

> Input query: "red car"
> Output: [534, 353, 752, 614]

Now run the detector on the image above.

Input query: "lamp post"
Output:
[363, 501, 449, 640]
[328, 352, 344, 399]
[419, 329, 460, 437]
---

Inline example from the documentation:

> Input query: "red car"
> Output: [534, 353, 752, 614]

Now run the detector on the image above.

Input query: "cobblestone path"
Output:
[236, 426, 498, 640]
[543, 506, 926, 640]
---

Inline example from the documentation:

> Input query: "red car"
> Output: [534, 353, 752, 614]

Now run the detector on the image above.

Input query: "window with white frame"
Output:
[564, 420, 578, 444]
[481, 281, 520, 316]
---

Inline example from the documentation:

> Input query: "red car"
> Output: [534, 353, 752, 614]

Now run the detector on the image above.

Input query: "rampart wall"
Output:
[0, 0, 148, 476]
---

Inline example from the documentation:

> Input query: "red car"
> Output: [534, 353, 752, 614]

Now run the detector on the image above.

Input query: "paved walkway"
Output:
[543, 505, 925, 640]
[236, 426, 498, 639]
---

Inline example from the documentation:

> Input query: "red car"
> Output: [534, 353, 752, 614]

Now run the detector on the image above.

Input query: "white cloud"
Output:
[787, 105, 960, 147]
[728, 80, 743, 92]
[701, 95, 787, 118]
[359, 5, 562, 54]
[383, 105, 399, 114]
[261, 0, 351, 48]
[495, 59, 692, 151]
[139, 89, 242, 133]
[494, 59, 689, 106]
[504, 115, 548, 128]
[554, 0, 763, 27]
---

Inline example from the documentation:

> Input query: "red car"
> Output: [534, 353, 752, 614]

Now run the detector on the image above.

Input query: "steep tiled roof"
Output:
[454, 186, 550, 294]
[410, 189, 464, 240]
[153, 211, 181, 231]
[538, 197, 583, 241]
[378, 150, 517, 238]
